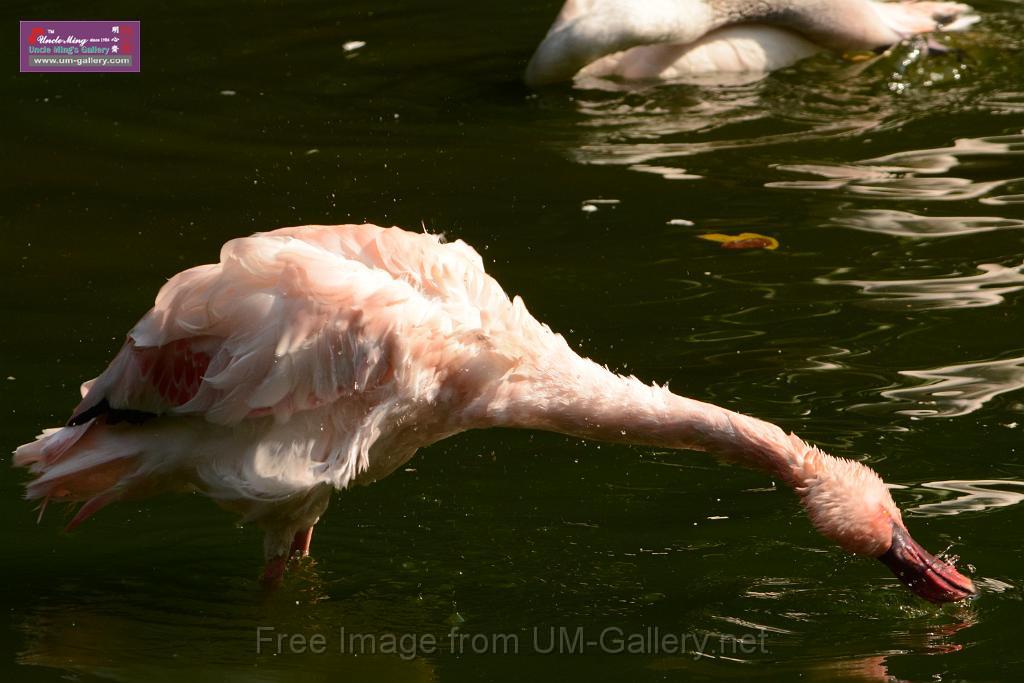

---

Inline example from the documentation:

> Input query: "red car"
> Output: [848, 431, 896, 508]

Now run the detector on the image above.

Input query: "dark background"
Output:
[2, 1, 1024, 680]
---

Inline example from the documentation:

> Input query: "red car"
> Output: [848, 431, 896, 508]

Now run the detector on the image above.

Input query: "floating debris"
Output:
[667, 218, 695, 226]
[581, 198, 619, 213]
[219, 89, 237, 96]
[698, 232, 779, 250]
[343, 40, 366, 52]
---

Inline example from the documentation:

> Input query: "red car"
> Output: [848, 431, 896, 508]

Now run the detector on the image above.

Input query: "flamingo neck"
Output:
[476, 349, 905, 558]
[485, 352, 820, 490]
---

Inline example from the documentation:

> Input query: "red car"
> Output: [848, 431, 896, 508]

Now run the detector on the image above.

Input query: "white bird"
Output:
[15, 224, 974, 601]
[525, 0, 979, 85]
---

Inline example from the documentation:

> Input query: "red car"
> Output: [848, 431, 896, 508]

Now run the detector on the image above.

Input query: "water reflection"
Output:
[865, 353, 1024, 417]
[733, 574, 981, 681]
[801, 616, 977, 682]
[768, 133, 1024, 201]
[16, 583, 438, 682]
[561, 37, 1002, 181]
[564, 47, 897, 172]
[569, 86, 873, 172]
[981, 187, 1024, 205]
[819, 262, 1024, 310]
[983, 91, 1024, 115]
[829, 209, 1024, 238]
[908, 480, 1024, 517]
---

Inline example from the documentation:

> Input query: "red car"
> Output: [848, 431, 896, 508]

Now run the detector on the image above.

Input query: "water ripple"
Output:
[566, 77, 885, 173]
[560, 28, 1006, 178]
[829, 209, 1024, 238]
[769, 133, 1024, 201]
[866, 353, 1024, 417]
[982, 91, 1024, 115]
[819, 262, 1024, 310]
[908, 480, 1024, 517]
[712, 614, 796, 635]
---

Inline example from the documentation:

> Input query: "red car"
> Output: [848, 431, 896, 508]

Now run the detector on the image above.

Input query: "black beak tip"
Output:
[878, 523, 976, 604]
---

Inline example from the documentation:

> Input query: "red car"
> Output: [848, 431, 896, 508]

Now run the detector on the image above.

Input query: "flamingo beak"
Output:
[878, 522, 976, 604]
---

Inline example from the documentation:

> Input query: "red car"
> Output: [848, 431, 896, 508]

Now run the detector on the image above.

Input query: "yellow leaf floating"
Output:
[697, 232, 779, 251]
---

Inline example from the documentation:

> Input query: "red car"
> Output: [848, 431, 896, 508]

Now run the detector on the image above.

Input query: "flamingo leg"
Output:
[289, 526, 314, 558]
[260, 527, 315, 588]
[261, 555, 287, 588]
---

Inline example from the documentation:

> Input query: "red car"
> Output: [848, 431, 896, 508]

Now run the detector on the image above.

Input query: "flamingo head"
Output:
[877, 521, 976, 604]
[798, 452, 976, 604]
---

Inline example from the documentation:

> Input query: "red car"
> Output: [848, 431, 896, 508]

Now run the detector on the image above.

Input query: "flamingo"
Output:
[14, 224, 975, 602]
[525, 0, 979, 85]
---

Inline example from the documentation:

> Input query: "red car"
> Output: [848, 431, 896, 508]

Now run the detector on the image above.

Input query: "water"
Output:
[3, 0, 1024, 680]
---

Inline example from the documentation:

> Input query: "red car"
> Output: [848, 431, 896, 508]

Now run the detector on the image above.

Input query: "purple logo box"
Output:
[20, 21, 140, 73]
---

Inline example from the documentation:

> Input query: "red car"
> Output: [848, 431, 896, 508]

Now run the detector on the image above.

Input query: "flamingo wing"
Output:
[71, 224, 521, 428]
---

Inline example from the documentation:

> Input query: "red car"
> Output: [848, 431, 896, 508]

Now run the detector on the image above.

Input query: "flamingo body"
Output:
[17, 225, 526, 560]
[15, 224, 975, 602]
[578, 25, 821, 82]
[526, 0, 979, 85]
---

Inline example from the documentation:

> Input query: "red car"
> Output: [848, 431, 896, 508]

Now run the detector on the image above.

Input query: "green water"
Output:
[3, 0, 1024, 680]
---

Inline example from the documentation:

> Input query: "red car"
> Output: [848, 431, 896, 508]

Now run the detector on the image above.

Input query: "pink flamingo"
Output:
[14, 224, 974, 601]
[525, 0, 978, 85]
